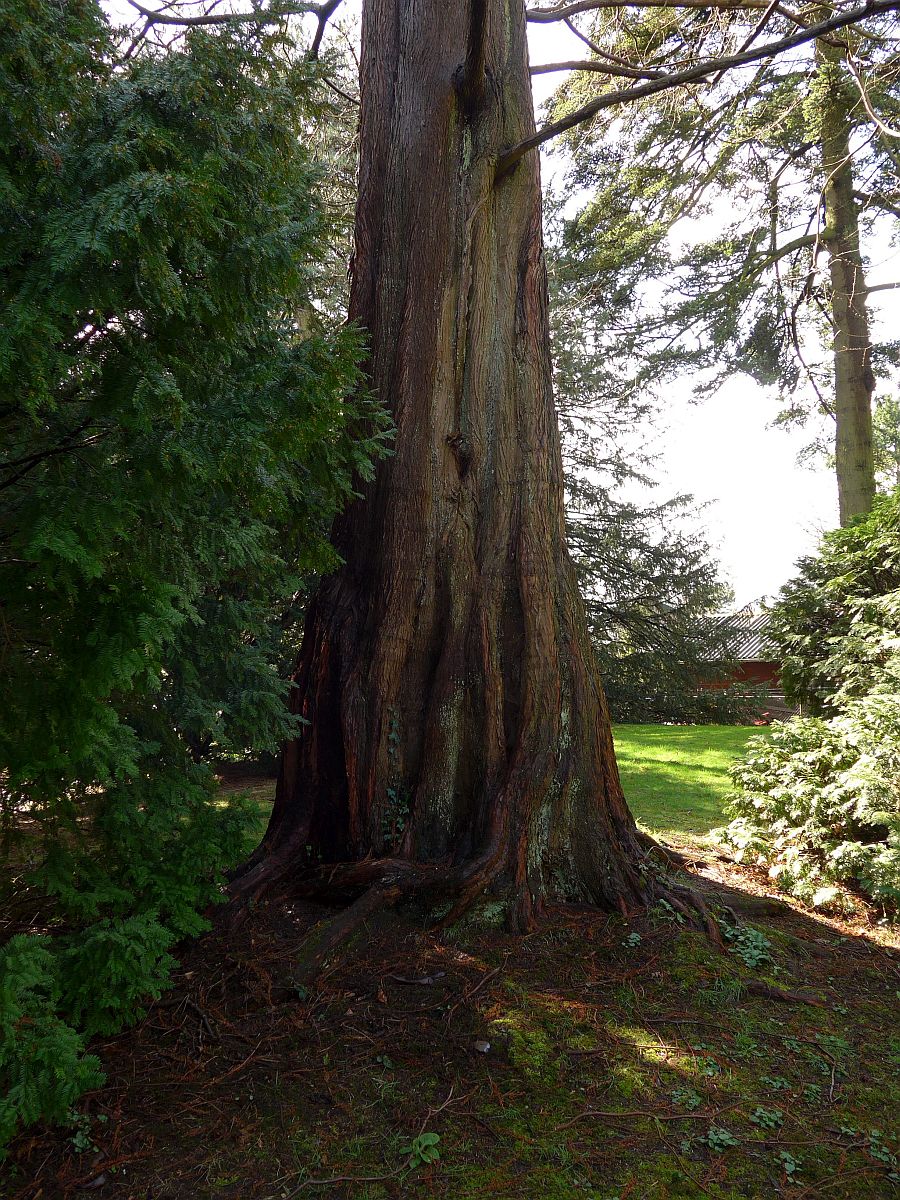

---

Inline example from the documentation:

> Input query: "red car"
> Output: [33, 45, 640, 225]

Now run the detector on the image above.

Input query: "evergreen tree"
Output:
[547, 0, 900, 524]
[549, 229, 749, 722]
[873, 395, 900, 492]
[0, 0, 386, 1144]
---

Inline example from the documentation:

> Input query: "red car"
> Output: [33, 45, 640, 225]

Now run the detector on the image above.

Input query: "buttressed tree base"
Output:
[231, 0, 720, 947]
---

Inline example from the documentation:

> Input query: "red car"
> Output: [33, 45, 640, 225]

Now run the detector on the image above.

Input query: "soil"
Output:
[3, 805, 898, 1200]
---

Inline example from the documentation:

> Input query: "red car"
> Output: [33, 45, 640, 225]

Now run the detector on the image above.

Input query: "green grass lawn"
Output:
[614, 723, 765, 841]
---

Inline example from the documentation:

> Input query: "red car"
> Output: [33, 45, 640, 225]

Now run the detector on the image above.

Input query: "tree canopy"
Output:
[546, 0, 900, 521]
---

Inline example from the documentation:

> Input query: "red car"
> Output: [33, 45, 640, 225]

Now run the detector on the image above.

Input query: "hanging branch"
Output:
[498, 0, 900, 177]
[845, 49, 900, 136]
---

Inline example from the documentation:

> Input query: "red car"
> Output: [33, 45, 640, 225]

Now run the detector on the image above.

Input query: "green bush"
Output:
[0, 0, 387, 1150]
[767, 494, 900, 714]
[0, 938, 104, 1157]
[721, 494, 900, 912]
[722, 700, 900, 910]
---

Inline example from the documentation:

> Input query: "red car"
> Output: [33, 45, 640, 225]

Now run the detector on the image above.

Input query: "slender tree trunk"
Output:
[817, 42, 877, 525]
[235, 0, 650, 930]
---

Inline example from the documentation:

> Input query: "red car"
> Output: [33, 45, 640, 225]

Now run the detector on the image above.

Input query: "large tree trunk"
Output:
[236, 0, 649, 930]
[817, 42, 877, 526]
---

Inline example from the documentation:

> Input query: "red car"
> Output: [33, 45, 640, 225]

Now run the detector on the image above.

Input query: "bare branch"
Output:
[710, 0, 780, 83]
[854, 188, 900, 218]
[125, 0, 331, 28]
[530, 58, 667, 78]
[866, 279, 900, 292]
[309, 0, 343, 58]
[527, 0, 782, 20]
[500, 0, 900, 176]
[845, 49, 900, 136]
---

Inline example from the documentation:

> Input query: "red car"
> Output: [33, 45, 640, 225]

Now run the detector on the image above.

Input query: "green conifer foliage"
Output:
[0, 1, 387, 1146]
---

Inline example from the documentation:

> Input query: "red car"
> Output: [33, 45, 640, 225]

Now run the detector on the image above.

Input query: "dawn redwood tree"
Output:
[131, 0, 896, 936]
[234, 0, 652, 932]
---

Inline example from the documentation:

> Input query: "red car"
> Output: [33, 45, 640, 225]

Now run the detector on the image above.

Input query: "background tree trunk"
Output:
[237, 0, 648, 929]
[817, 41, 877, 526]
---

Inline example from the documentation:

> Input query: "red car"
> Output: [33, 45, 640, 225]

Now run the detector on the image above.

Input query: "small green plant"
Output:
[622, 931, 642, 948]
[700, 977, 744, 1008]
[703, 1127, 739, 1152]
[749, 1105, 783, 1130]
[400, 1131, 441, 1170]
[652, 898, 685, 926]
[802, 1083, 822, 1105]
[671, 1086, 702, 1111]
[776, 1150, 802, 1178]
[761, 1075, 791, 1092]
[696, 1056, 721, 1077]
[816, 1032, 851, 1061]
[734, 1033, 764, 1060]
[722, 923, 773, 969]
[67, 1109, 106, 1154]
[382, 784, 411, 850]
[867, 1129, 899, 1174]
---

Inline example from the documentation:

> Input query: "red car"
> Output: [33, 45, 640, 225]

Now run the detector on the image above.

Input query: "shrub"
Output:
[721, 497, 900, 912]
[0, 0, 387, 1150]
[767, 493, 900, 714]
[722, 701, 900, 909]
[0, 938, 103, 1157]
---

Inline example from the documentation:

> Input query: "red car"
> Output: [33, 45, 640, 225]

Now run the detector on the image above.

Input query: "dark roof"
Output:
[720, 609, 777, 662]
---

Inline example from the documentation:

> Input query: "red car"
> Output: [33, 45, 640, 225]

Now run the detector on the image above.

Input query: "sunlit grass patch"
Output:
[613, 723, 764, 839]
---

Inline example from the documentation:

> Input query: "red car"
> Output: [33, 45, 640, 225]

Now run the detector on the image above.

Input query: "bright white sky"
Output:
[529, 19, 895, 607]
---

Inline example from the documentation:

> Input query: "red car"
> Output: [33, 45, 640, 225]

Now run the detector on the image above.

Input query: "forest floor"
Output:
[4, 733, 899, 1200]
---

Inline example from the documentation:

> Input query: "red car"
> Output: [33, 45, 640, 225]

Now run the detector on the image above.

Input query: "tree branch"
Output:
[125, 0, 334, 28]
[309, 0, 343, 59]
[845, 49, 900, 137]
[527, 0, 786, 20]
[753, 230, 822, 264]
[530, 59, 668, 79]
[854, 188, 900, 218]
[710, 0, 780, 83]
[500, 0, 900, 176]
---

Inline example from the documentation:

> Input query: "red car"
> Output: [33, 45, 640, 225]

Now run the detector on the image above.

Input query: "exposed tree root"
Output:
[290, 881, 403, 987]
[636, 830, 696, 871]
[651, 879, 727, 950]
[218, 801, 737, 978]
[744, 980, 825, 1007]
[217, 835, 734, 990]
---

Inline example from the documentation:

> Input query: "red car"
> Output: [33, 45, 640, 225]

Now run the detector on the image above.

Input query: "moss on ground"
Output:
[4, 743, 898, 1199]
[5, 878, 897, 1200]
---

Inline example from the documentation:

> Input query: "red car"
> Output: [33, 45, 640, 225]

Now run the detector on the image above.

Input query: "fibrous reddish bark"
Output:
[235, 0, 650, 930]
